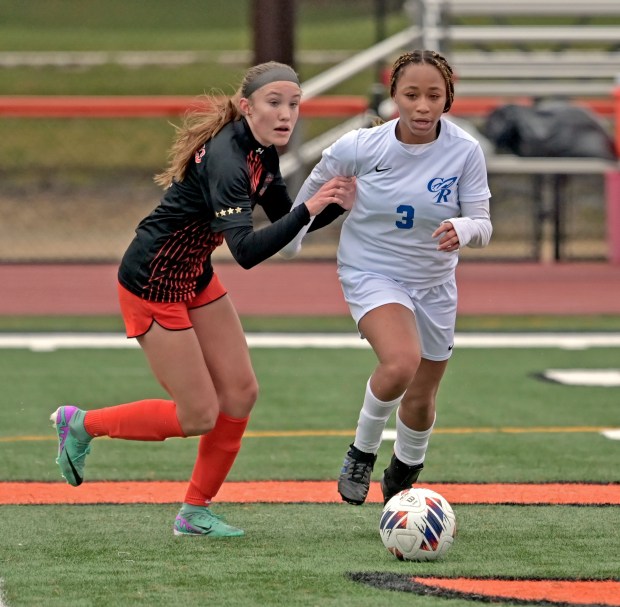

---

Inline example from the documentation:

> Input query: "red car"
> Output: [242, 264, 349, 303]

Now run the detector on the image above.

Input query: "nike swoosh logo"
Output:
[375, 166, 391, 172]
[194, 524, 214, 533]
[448, 344, 454, 351]
[66, 453, 83, 486]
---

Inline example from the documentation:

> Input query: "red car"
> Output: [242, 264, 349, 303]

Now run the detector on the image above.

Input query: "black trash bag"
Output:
[483, 101, 617, 160]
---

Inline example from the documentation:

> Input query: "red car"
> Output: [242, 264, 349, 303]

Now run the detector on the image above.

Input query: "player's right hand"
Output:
[304, 176, 356, 216]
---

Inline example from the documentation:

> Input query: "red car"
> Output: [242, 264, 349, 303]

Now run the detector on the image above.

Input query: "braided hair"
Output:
[389, 50, 455, 113]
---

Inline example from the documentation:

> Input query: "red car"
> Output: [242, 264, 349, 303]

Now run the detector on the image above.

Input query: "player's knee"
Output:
[219, 375, 259, 418]
[179, 405, 219, 436]
[237, 376, 259, 414]
[399, 401, 436, 433]
[384, 352, 421, 389]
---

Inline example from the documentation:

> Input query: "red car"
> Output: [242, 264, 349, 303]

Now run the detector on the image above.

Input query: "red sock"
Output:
[84, 399, 185, 440]
[184, 412, 249, 506]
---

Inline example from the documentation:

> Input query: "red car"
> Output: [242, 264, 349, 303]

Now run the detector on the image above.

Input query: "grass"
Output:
[1, 314, 620, 333]
[0, 1, 404, 177]
[0, 2, 618, 600]
[0, 327, 618, 604]
[0, 0, 403, 52]
[2, 344, 619, 483]
[2, 505, 618, 607]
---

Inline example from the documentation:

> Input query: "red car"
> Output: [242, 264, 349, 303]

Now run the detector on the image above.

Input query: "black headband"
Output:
[243, 66, 300, 97]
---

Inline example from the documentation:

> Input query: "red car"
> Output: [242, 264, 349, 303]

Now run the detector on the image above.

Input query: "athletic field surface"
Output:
[0, 327, 618, 606]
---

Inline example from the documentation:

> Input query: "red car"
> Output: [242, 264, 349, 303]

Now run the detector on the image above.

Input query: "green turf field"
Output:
[0, 327, 618, 606]
[0, 2, 618, 604]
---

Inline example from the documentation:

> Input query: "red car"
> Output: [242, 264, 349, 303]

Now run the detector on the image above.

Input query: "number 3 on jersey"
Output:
[395, 204, 415, 229]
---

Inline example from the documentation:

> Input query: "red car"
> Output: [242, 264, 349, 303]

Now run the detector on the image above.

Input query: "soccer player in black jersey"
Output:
[50, 61, 355, 537]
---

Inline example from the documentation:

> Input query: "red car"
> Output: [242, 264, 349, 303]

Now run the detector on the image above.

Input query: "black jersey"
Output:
[118, 118, 343, 303]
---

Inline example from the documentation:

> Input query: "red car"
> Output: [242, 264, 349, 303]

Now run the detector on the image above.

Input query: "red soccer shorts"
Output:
[117, 273, 227, 338]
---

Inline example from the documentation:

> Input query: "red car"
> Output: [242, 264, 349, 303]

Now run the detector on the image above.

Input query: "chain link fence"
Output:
[0, 115, 612, 263]
[1, 0, 617, 263]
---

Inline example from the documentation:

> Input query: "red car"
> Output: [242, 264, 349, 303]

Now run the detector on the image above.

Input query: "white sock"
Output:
[353, 379, 403, 454]
[394, 411, 436, 466]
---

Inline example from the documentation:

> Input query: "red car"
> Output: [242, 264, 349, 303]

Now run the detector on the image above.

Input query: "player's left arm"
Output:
[434, 199, 492, 251]
[434, 144, 493, 251]
[206, 155, 312, 269]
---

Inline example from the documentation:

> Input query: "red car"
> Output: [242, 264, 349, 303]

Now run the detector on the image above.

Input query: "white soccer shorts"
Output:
[338, 266, 457, 361]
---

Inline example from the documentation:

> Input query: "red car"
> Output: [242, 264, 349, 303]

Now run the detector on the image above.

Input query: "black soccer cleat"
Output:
[337, 443, 377, 505]
[380, 453, 424, 504]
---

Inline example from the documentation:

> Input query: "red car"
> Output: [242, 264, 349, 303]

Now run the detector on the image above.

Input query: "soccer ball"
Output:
[379, 487, 456, 561]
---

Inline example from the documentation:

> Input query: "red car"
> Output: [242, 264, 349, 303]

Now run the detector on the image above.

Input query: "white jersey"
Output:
[287, 117, 492, 289]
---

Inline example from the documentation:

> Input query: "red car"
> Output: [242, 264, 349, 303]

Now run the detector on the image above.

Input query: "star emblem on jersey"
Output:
[375, 165, 391, 172]
[215, 207, 243, 218]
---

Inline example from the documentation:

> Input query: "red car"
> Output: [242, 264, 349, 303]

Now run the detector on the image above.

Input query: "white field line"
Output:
[385, 428, 617, 441]
[0, 578, 8, 607]
[543, 369, 620, 386]
[0, 49, 354, 68]
[1, 332, 620, 352]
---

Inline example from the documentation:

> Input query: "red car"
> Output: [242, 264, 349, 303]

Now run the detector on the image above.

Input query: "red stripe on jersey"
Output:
[145, 218, 224, 302]
[247, 150, 264, 196]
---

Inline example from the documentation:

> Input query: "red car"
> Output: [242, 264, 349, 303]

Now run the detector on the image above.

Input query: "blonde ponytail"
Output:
[154, 92, 242, 188]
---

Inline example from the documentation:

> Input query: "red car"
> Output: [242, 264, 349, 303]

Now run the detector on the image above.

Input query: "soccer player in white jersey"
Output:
[282, 50, 492, 505]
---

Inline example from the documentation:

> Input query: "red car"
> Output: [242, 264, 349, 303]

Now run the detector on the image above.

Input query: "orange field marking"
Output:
[1, 481, 618, 505]
[351, 573, 620, 607]
[414, 578, 620, 606]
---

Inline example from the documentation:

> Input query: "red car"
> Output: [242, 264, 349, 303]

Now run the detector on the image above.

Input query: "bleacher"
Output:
[405, 0, 620, 99]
